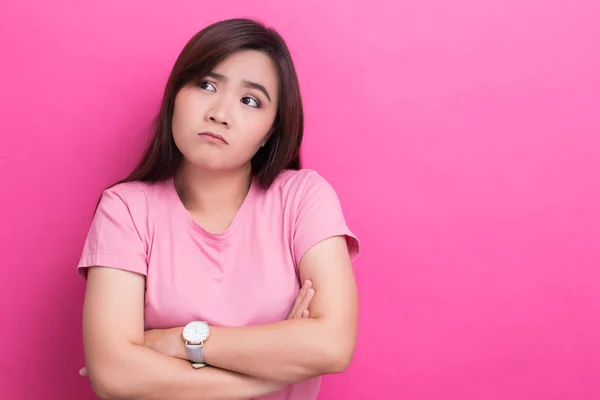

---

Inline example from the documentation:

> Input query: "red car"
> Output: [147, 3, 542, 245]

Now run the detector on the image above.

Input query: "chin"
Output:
[185, 156, 234, 172]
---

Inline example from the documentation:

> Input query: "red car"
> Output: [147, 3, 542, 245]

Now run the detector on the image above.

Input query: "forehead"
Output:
[213, 50, 279, 90]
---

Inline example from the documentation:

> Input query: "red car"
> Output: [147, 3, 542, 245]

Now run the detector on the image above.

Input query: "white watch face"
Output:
[183, 321, 210, 344]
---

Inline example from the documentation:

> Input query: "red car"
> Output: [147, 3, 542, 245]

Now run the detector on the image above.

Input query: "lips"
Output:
[198, 131, 228, 144]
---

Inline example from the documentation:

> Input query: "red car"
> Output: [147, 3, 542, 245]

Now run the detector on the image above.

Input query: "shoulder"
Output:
[273, 170, 360, 263]
[261, 169, 344, 217]
[100, 180, 150, 208]
[268, 168, 336, 197]
[96, 179, 170, 221]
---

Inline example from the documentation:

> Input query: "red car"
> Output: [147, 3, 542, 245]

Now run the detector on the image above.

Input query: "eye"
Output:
[198, 81, 216, 92]
[241, 96, 261, 108]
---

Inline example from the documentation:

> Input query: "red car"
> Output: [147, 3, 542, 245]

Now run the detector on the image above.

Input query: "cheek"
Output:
[172, 102, 203, 145]
[242, 110, 276, 143]
[173, 88, 204, 126]
[171, 113, 187, 152]
[172, 96, 188, 139]
[234, 124, 271, 155]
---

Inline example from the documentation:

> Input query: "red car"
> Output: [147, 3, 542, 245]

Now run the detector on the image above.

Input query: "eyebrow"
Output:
[207, 72, 272, 102]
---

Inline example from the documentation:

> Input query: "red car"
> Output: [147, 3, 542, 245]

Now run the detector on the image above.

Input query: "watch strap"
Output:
[186, 343, 205, 364]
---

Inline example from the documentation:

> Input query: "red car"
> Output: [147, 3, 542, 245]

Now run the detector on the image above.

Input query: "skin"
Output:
[170, 50, 279, 235]
[80, 280, 314, 375]
[80, 50, 358, 400]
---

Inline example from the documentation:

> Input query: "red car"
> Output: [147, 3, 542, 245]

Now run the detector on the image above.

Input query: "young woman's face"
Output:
[172, 50, 279, 172]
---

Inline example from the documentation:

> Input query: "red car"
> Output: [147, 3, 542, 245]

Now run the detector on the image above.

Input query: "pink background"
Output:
[1, 0, 599, 399]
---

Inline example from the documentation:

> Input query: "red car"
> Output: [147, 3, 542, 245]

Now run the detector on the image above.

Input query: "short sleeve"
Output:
[293, 171, 360, 267]
[77, 187, 148, 279]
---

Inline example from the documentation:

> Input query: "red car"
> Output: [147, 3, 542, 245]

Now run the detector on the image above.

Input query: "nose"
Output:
[209, 114, 228, 126]
[206, 98, 230, 127]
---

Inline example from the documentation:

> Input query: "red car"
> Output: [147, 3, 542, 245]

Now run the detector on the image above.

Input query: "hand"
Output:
[287, 279, 315, 319]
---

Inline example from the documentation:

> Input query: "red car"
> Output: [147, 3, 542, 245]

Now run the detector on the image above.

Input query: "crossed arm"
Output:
[81, 236, 358, 400]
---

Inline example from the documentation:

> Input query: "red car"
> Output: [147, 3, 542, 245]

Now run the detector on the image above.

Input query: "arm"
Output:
[201, 235, 358, 383]
[82, 266, 285, 400]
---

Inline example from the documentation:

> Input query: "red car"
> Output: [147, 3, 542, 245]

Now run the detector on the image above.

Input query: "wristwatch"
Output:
[182, 321, 211, 367]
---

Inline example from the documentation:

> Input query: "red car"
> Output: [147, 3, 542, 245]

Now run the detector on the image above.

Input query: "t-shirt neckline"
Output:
[166, 177, 258, 242]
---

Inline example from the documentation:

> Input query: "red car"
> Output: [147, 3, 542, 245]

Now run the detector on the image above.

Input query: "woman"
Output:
[78, 18, 360, 400]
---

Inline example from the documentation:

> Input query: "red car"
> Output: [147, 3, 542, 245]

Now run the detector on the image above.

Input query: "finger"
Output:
[292, 280, 313, 318]
[287, 280, 312, 318]
[287, 286, 303, 319]
[295, 288, 315, 318]
[79, 367, 88, 377]
[302, 309, 310, 318]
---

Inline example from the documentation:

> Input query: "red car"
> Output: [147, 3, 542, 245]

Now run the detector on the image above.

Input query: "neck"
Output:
[174, 162, 253, 214]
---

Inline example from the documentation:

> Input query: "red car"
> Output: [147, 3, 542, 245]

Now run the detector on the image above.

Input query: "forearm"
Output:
[89, 342, 284, 400]
[202, 319, 353, 383]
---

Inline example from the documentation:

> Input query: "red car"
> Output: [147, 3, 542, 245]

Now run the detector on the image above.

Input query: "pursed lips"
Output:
[197, 131, 228, 144]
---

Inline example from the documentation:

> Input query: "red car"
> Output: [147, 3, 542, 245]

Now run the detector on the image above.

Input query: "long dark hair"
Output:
[110, 18, 303, 190]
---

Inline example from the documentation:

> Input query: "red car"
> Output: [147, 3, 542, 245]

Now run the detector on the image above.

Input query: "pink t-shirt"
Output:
[77, 168, 360, 400]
